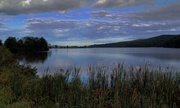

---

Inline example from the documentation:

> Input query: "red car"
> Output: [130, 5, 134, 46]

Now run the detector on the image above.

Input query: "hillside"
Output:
[90, 34, 180, 48]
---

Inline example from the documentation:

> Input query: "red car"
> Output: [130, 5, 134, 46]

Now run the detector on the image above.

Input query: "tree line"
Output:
[90, 34, 180, 48]
[1, 37, 49, 53]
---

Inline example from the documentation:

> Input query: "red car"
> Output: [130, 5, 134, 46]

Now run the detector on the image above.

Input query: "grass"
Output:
[1, 64, 179, 107]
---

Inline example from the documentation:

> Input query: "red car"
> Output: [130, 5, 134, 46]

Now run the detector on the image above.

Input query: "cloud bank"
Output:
[0, 0, 158, 15]
[91, 2, 180, 21]
[130, 2, 180, 21]
[0, 0, 87, 15]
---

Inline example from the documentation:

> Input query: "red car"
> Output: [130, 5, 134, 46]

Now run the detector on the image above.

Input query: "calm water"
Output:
[20, 48, 180, 76]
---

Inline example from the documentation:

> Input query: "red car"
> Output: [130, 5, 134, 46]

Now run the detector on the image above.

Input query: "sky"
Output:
[0, 0, 180, 46]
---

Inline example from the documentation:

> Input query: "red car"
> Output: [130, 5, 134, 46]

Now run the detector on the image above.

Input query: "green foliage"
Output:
[0, 47, 37, 107]
[4, 37, 18, 53]
[0, 39, 2, 46]
[37, 37, 49, 51]
[0, 46, 14, 67]
[22, 37, 49, 51]
[4, 36, 49, 53]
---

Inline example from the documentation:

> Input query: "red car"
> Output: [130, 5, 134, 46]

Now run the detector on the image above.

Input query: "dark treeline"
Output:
[0, 39, 2, 46]
[90, 34, 180, 48]
[3, 36, 49, 53]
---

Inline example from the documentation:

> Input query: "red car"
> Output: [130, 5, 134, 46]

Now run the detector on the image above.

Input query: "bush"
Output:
[0, 46, 13, 68]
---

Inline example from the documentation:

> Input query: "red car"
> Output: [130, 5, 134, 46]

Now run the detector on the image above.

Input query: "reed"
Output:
[0, 63, 179, 107]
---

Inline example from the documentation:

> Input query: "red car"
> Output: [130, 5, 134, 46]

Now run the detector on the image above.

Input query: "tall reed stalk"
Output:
[1, 63, 179, 107]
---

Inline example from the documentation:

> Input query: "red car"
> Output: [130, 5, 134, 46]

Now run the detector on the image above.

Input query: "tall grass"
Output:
[0, 63, 180, 107]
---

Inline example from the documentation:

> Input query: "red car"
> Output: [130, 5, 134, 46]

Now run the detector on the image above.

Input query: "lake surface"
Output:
[20, 48, 180, 76]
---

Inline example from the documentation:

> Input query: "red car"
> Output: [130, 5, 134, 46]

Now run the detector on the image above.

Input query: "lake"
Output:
[20, 48, 180, 76]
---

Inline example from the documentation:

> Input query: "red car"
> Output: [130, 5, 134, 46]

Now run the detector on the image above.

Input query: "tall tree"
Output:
[4, 37, 18, 52]
[23, 37, 36, 51]
[38, 37, 49, 51]
[17, 39, 24, 51]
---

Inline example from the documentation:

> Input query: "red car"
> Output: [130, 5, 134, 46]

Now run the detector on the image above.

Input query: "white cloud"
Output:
[132, 24, 151, 27]
[22, 0, 31, 7]
[96, 0, 107, 5]
[93, 0, 156, 7]
[53, 39, 93, 46]
[91, 10, 112, 18]
[94, 36, 132, 44]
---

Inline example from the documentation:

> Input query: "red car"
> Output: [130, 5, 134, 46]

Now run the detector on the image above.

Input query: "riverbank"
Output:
[0, 46, 179, 107]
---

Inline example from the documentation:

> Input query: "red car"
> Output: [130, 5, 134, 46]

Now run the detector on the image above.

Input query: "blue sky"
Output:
[0, 0, 180, 46]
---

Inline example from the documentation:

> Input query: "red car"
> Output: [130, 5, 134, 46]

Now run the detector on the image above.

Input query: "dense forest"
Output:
[90, 34, 180, 48]
[2, 37, 49, 53]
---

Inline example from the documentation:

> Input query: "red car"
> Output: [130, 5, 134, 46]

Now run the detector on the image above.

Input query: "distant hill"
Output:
[90, 34, 180, 48]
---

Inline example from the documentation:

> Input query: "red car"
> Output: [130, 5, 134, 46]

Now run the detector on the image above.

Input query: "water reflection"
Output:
[20, 48, 180, 75]
[20, 51, 52, 64]
[124, 53, 180, 61]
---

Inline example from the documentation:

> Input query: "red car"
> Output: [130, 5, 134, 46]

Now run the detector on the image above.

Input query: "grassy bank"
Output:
[0, 46, 179, 107]
[1, 65, 179, 107]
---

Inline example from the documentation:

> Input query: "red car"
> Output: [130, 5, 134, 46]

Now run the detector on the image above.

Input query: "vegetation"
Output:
[90, 34, 180, 48]
[4, 36, 49, 53]
[0, 46, 179, 107]
[0, 46, 37, 107]
[0, 40, 2, 46]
